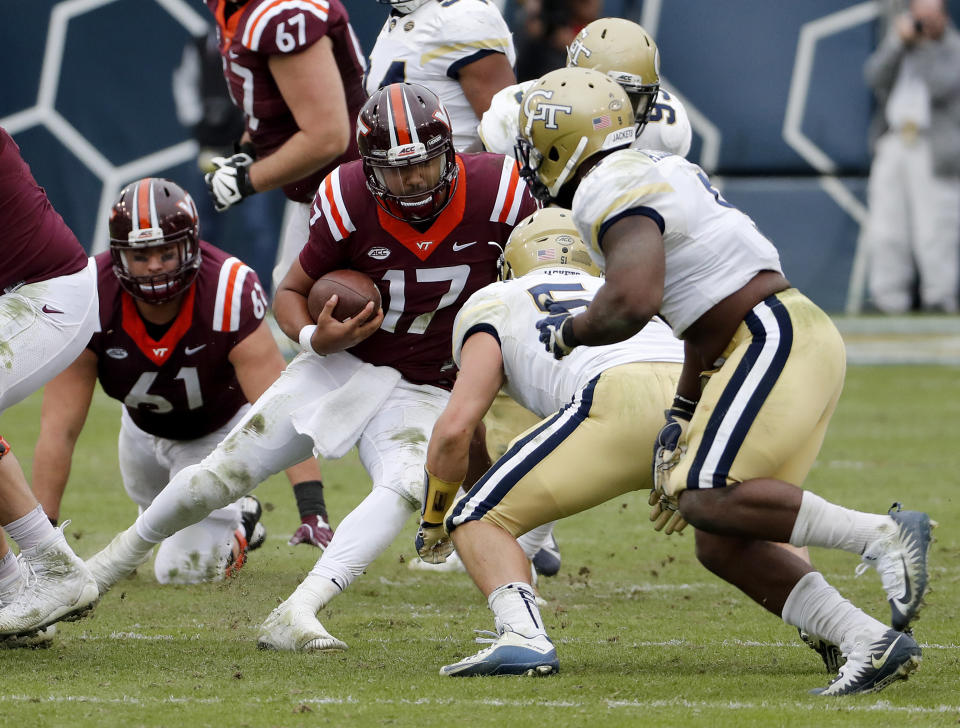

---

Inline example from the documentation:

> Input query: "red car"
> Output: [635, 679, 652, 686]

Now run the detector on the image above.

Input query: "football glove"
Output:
[535, 311, 579, 360]
[204, 153, 255, 211]
[649, 395, 697, 535]
[415, 468, 461, 563]
[288, 513, 334, 549]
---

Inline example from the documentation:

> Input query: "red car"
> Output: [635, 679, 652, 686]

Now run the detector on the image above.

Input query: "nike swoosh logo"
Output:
[41, 305, 64, 314]
[892, 554, 912, 608]
[451, 241, 477, 251]
[871, 634, 902, 670]
[184, 344, 207, 355]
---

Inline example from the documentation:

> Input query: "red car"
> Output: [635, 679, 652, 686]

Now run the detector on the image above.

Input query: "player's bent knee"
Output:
[693, 530, 744, 576]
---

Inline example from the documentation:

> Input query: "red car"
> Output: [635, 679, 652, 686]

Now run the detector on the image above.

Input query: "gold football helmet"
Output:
[500, 208, 602, 279]
[516, 67, 635, 203]
[566, 18, 660, 131]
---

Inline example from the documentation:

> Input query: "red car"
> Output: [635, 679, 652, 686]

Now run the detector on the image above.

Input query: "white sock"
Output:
[296, 488, 415, 612]
[0, 550, 20, 602]
[488, 582, 546, 639]
[789, 491, 896, 554]
[3, 505, 57, 551]
[781, 571, 888, 654]
[517, 522, 555, 560]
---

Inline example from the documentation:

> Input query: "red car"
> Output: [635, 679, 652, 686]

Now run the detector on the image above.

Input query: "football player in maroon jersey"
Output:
[0, 127, 100, 642]
[202, 0, 368, 294]
[31, 178, 328, 586]
[85, 84, 538, 652]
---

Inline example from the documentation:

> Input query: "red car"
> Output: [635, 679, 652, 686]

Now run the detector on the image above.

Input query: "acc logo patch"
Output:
[368, 247, 391, 260]
[106, 348, 128, 359]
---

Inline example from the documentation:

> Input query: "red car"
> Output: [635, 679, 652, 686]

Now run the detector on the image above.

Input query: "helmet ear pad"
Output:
[108, 178, 202, 304]
[357, 83, 458, 223]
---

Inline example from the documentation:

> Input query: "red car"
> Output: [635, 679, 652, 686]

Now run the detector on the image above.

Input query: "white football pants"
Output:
[135, 351, 449, 591]
[0, 258, 98, 413]
[118, 408, 245, 584]
[271, 200, 310, 297]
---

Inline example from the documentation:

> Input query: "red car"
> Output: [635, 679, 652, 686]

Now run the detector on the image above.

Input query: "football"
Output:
[307, 269, 381, 323]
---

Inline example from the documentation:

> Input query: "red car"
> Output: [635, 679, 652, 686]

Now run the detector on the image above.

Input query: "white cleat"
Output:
[441, 630, 559, 677]
[86, 525, 155, 595]
[0, 527, 99, 638]
[1, 624, 56, 649]
[856, 503, 936, 632]
[257, 600, 347, 652]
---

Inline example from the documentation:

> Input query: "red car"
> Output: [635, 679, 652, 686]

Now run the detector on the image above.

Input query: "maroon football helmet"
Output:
[109, 178, 202, 304]
[357, 83, 458, 223]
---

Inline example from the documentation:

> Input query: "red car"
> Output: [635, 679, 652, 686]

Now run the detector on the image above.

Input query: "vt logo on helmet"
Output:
[357, 83, 458, 223]
[516, 68, 636, 204]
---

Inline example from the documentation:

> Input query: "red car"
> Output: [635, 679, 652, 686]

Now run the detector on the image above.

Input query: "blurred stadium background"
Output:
[4, 0, 960, 313]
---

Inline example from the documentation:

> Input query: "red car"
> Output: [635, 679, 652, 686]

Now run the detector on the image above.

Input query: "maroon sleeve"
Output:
[0, 128, 88, 290]
[239, 0, 330, 55]
[298, 164, 365, 279]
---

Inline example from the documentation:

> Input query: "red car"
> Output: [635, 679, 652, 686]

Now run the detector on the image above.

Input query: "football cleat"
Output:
[257, 600, 347, 652]
[856, 503, 936, 631]
[1, 624, 56, 649]
[810, 629, 921, 696]
[408, 551, 467, 573]
[799, 629, 845, 674]
[532, 533, 561, 577]
[240, 496, 266, 551]
[441, 630, 559, 677]
[0, 526, 99, 637]
[86, 525, 156, 594]
[288, 513, 334, 549]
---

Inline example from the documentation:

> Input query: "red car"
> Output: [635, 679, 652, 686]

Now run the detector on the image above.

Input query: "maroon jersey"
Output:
[207, 0, 367, 203]
[89, 241, 269, 440]
[300, 153, 538, 387]
[0, 127, 88, 291]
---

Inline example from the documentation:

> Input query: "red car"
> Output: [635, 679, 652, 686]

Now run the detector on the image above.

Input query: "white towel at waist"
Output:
[289, 352, 401, 459]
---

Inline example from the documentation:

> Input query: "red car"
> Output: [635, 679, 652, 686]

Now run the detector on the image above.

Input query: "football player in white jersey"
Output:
[416, 208, 684, 675]
[515, 67, 936, 696]
[477, 18, 692, 159]
[474, 16, 690, 579]
[367, 0, 517, 152]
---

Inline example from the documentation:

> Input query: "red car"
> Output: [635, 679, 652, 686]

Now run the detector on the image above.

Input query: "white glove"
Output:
[204, 153, 255, 211]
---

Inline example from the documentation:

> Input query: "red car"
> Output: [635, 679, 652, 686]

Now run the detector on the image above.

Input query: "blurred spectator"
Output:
[172, 27, 280, 294]
[514, 0, 601, 82]
[863, 0, 960, 313]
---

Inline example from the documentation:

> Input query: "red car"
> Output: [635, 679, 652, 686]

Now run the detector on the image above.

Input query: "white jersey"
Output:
[452, 269, 683, 417]
[573, 149, 783, 336]
[366, 0, 516, 152]
[478, 82, 692, 158]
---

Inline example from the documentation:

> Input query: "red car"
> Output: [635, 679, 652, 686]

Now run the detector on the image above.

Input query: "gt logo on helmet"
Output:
[522, 90, 573, 132]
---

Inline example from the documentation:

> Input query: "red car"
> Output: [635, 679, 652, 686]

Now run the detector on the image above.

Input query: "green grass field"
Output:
[1, 364, 957, 728]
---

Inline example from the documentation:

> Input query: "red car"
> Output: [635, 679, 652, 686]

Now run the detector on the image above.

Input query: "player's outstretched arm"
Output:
[427, 332, 505, 484]
[250, 37, 351, 193]
[32, 349, 98, 524]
